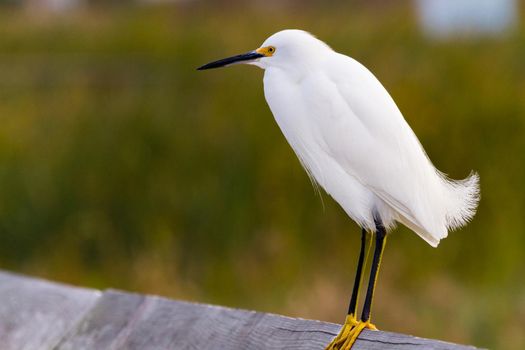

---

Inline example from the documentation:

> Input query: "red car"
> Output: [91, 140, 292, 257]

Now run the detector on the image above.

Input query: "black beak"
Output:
[197, 51, 264, 70]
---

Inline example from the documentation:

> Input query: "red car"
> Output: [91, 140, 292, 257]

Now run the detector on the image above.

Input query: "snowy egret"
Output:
[198, 30, 479, 349]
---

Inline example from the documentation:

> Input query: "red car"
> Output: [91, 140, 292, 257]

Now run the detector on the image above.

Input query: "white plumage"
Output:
[197, 29, 480, 346]
[252, 30, 479, 247]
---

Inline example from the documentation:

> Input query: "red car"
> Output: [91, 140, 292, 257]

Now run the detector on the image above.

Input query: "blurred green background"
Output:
[0, 1, 524, 349]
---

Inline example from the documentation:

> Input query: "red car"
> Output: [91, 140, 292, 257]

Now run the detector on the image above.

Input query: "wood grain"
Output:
[0, 271, 484, 350]
[0, 271, 100, 350]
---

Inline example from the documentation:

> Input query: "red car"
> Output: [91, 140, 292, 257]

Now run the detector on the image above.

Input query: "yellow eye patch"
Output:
[256, 46, 276, 57]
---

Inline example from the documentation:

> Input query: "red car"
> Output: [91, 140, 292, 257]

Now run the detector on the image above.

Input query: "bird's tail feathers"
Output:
[397, 215, 440, 247]
[385, 171, 479, 248]
[441, 171, 480, 230]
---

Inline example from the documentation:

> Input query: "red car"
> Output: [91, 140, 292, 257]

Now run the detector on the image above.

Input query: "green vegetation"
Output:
[0, 3, 523, 349]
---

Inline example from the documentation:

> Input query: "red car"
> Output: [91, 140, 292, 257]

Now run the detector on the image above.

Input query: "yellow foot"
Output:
[324, 316, 378, 350]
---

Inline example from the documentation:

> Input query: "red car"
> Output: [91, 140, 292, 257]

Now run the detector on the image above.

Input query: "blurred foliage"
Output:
[0, 1, 524, 349]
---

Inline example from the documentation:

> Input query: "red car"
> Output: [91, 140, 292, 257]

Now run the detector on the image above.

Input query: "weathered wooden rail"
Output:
[0, 271, 483, 350]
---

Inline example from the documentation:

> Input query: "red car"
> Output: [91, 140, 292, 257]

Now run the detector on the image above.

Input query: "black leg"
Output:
[361, 217, 387, 323]
[347, 227, 368, 316]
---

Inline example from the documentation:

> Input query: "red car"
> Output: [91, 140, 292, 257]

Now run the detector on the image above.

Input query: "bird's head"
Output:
[197, 30, 331, 71]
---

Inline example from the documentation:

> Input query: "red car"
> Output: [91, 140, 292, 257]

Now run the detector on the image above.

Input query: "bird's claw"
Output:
[324, 316, 378, 350]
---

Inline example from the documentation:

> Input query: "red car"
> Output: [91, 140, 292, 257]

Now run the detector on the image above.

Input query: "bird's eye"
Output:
[268, 46, 275, 53]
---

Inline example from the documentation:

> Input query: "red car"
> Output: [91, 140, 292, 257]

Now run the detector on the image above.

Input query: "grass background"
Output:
[0, 1, 524, 349]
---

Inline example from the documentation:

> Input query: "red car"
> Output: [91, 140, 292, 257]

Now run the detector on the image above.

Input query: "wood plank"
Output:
[0, 271, 101, 350]
[57, 290, 483, 350]
[0, 271, 484, 350]
[55, 290, 146, 350]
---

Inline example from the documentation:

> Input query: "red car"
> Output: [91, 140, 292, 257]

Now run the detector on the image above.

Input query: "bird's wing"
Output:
[305, 55, 449, 243]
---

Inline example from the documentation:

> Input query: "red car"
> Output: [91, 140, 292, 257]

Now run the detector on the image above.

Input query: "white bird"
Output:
[198, 29, 479, 349]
